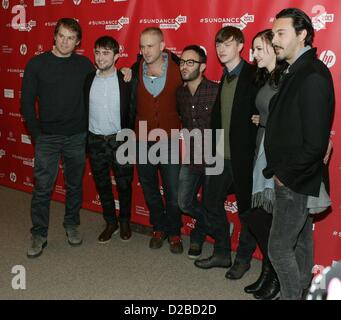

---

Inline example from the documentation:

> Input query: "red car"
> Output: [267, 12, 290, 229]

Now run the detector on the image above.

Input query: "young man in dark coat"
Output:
[264, 8, 334, 300]
[194, 26, 259, 281]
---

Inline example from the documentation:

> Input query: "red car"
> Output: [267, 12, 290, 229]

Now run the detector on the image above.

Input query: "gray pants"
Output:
[268, 184, 313, 300]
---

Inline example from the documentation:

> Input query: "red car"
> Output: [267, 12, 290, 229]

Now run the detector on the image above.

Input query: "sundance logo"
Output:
[224, 200, 238, 214]
[89, 17, 129, 31]
[200, 13, 254, 30]
[140, 15, 187, 31]
[312, 5, 334, 31]
[319, 50, 336, 68]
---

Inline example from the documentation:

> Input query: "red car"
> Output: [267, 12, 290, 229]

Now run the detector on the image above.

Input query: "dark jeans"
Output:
[136, 141, 181, 236]
[178, 165, 209, 245]
[87, 133, 134, 224]
[31, 132, 87, 237]
[204, 159, 257, 261]
[268, 184, 313, 300]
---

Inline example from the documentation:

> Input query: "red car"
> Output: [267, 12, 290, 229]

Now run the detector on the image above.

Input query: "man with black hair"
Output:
[21, 18, 95, 258]
[84, 36, 135, 243]
[264, 8, 334, 299]
[177, 45, 218, 259]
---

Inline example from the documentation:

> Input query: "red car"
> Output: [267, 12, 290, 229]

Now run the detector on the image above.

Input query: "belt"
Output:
[89, 132, 117, 141]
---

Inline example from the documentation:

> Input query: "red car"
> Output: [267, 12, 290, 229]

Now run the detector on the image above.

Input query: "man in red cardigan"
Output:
[130, 27, 183, 254]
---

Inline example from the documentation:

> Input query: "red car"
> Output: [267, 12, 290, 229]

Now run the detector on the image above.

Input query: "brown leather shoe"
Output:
[119, 221, 132, 241]
[169, 235, 183, 254]
[98, 222, 119, 244]
[149, 231, 166, 249]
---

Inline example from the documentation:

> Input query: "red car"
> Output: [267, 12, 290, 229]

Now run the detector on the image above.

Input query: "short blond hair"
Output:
[141, 27, 164, 41]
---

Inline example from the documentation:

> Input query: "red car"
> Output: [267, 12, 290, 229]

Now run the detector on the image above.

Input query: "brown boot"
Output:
[149, 231, 166, 249]
[98, 222, 119, 244]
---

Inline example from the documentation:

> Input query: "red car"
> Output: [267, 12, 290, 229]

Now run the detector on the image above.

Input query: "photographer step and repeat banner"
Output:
[0, 0, 340, 268]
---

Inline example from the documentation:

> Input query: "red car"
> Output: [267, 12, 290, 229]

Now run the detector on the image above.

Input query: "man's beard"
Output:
[182, 67, 200, 82]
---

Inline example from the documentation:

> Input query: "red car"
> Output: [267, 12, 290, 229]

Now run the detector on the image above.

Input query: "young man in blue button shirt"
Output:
[84, 36, 135, 243]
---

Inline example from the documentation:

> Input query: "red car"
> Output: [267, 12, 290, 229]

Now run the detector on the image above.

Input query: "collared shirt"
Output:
[142, 52, 168, 97]
[177, 77, 219, 167]
[286, 46, 312, 73]
[89, 69, 121, 135]
[223, 59, 244, 78]
[177, 77, 218, 131]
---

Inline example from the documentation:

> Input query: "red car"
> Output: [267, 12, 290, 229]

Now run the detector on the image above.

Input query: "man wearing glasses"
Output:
[176, 45, 218, 259]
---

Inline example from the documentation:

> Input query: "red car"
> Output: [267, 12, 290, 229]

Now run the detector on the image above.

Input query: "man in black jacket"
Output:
[264, 8, 335, 300]
[84, 36, 135, 243]
[21, 18, 95, 258]
[194, 26, 258, 281]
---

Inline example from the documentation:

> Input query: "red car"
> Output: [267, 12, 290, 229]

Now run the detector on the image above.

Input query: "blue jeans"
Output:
[178, 165, 209, 245]
[31, 132, 87, 237]
[136, 141, 181, 236]
[268, 184, 313, 300]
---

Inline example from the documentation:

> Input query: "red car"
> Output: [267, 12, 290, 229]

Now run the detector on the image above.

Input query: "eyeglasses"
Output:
[179, 59, 202, 67]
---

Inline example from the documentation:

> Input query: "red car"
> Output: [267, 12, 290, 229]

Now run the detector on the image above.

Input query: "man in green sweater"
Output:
[21, 18, 94, 258]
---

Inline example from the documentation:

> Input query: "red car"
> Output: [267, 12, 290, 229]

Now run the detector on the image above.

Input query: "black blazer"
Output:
[84, 70, 134, 130]
[263, 48, 335, 196]
[211, 61, 258, 214]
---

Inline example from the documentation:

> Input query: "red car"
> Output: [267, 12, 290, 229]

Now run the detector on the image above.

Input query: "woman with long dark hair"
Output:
[243, 29, 287, 300]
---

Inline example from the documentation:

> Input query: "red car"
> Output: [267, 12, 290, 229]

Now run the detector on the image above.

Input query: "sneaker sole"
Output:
[120, 236, 132, 242]
[68, 240, 83, 246]
[27, 241, 47, 258]
[188, 254, 202, 260]
[98, 238, 111, 244]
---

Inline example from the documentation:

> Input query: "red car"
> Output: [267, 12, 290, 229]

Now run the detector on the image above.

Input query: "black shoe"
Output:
[120, 221, 132, 241]
[253, 270, 280, 300]
[225, 260, 251, 280]
[98, 222, 119, 244]
[244, 259, 272, 293]
[188, 243, 202, 260]
[194, 255, 232, 269]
